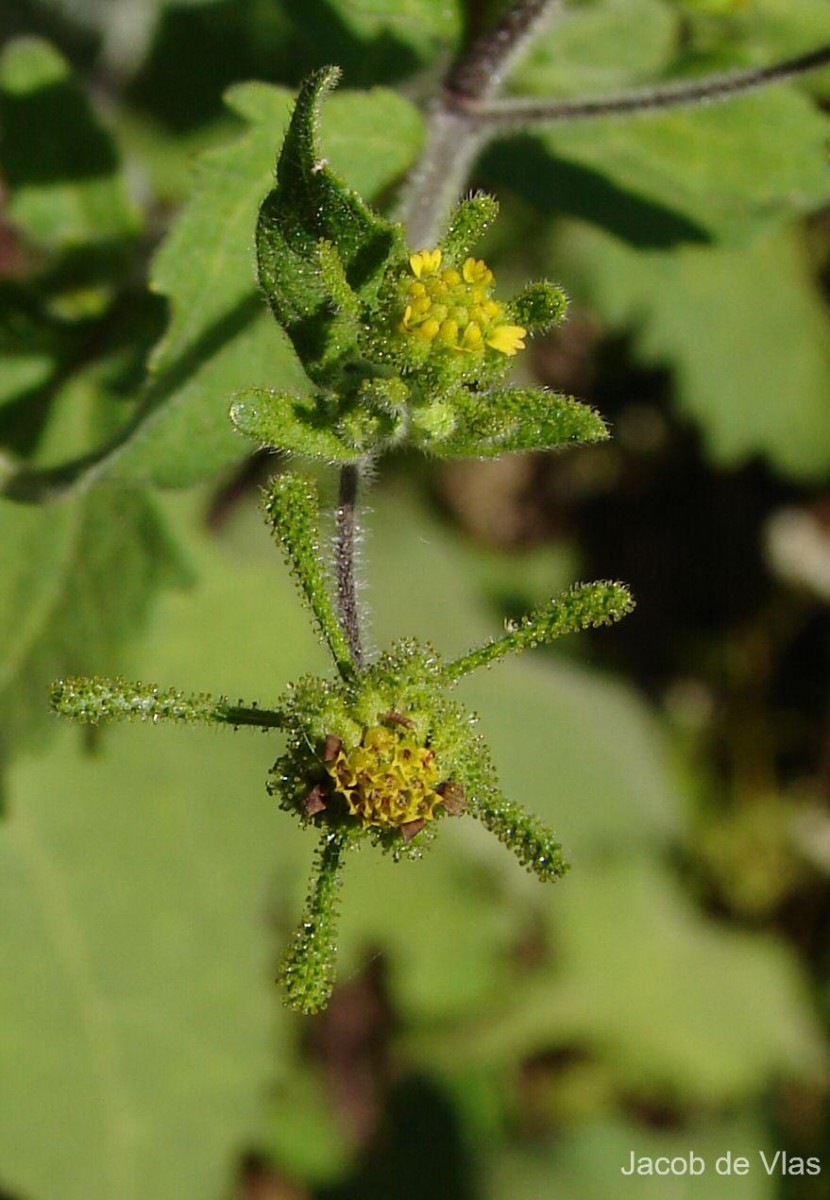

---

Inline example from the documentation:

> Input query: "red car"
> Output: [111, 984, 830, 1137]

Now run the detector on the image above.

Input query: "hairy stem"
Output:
[445, 0, 560, 101]
[457, 42, 830, 128]
[401, 0, 562, 246]
[400, 2, 829, 245]
[334, 463, 363, 669]
[221, 705, 287, 730]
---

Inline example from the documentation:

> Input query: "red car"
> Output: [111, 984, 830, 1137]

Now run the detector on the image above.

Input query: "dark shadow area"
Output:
[317, 1074, 479, 1200]
[127, 0, 303, 133]
[480, 135, 709, 250]
[0, 282, 165, 460]
[0, 74, 119, 189]
[572, 352, 788, 688]
[288, 0, 424, 89]
[2, 288, 262, 502]
[0, 0, 99, 73]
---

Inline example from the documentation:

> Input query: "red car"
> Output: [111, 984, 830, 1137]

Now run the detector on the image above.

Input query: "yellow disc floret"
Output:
[401, 248, 527, 357]
[326, 725, 443, 829]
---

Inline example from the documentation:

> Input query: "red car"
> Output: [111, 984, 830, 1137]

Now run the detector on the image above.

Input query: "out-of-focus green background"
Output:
[2, 1, 830, 1197]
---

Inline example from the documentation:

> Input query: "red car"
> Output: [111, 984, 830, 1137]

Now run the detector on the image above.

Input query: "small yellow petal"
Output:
[401, 304, 414, 330]
[460, 322, 484, 351]
[486, 324, 527, 356]
[410, 248, 442, 277]
[438, 318, 459, 344]
[462, 257, 493, 285]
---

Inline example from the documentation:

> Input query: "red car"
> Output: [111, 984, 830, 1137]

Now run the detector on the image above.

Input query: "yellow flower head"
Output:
[326, 724, 443, 829]
[400, 248, 527, 357]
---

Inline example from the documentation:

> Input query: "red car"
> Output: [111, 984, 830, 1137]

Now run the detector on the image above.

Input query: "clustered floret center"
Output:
[400, 248, 526, 357]
[325, 725, 443, 828]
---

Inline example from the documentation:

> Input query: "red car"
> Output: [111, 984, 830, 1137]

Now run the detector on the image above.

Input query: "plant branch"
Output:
[334, 463, 364, 669]
[445, 0, 561, 101]
[401, 0, 563, 246]
[450, 42, 830, 128]
[400, 3, 830, 247]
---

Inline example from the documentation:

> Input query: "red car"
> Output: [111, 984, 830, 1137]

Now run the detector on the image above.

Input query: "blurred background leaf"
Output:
[550, 221, 830, 478]
[2, 2, 830, 1198]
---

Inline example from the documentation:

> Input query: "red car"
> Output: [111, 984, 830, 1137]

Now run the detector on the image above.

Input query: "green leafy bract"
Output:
[255, 66, 403, 388]
[416, 387, 609, 458]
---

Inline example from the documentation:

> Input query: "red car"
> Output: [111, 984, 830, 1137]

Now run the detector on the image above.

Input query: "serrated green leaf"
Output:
[488, 79, 830, 246]
[539, 87, 830, 243]
[0, 727, 284, 1200]
[516, 0, 680, 95]
[0, 485, 188, 760]
[255, 68, 403, 387]
[689, 0, 830, 86]
[0, 38, 138, 249]
[556, 220, 830, 478]
[418, 387, 608, 458]
[10, 80, 424, 494]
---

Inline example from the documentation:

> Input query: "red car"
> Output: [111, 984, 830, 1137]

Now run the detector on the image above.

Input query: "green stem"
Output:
[335, 464, 364, 670]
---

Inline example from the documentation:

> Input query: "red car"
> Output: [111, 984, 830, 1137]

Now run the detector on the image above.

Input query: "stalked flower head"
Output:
[269, 641, 477, 860]
[361, 210, 556, 392]
[235, 69, 591, 462]
[50, 471, 634, 1014]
